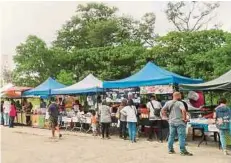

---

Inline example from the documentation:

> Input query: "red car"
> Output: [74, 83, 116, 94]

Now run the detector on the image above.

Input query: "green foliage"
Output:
[66, 46, 147, 81]
[13, 35, 54, 86]
[146, 30, 231, 80]
[12, 2, 231, 92]
[56, 70, 75, 86]
[53, 2, 156, 50]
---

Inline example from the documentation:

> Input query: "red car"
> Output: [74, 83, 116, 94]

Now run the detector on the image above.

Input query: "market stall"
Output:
[22, 77, 66, 128]
[102, 62, 203, 141]
[31, 107, 47, 128]
[1, 85, 32, 125]
[180, 70, 231, 147]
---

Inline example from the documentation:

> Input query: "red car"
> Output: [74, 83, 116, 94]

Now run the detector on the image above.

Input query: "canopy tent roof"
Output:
[5, 86, 31, 92]
[0, 91, 21, 98]
[103, 62, 203, 88]
[0, 85, 32, 98]
[0, 83, 14, 93]
[51, 74, 103, 95]
[180, 70, 231, 91]
[23, 77, 66, 96]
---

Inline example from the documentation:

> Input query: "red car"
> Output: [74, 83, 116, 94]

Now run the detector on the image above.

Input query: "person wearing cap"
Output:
[146, 94, 162, 141]
[161, 92, 193, 156]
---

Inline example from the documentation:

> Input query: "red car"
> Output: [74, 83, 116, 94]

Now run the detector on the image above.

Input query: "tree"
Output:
[56, 70, 75, 86]
[138, 12, 157, 46]
[53, 3, 119, 50]
[147, 30, 231, 80]
[68, 45, 147, 81]
[165, 1, 220, 31]
[13, 35, 54, 86]
[1, 68, 12, 84]
[53, 2, 156, 50]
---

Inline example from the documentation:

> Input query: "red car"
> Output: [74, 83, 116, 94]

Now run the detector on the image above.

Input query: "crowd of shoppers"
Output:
[1, 98, 17, 128]
[2, 93, 230, 156]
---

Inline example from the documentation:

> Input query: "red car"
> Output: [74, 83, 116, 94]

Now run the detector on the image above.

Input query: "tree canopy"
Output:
[53, 2, 156, 50]
[12, 2, 231, 88]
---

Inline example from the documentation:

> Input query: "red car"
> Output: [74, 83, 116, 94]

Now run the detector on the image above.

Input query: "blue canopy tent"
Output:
[22, 77, 66, 97]
[103, 62, 203, 88]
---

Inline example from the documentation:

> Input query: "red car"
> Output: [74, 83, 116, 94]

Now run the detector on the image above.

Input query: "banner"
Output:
[105, 88, 140, 103]
[140, 85, 173, 94]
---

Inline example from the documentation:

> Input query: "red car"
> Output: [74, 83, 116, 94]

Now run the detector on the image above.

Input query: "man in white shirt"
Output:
[3, 98, 11, 126]
[146, 95, 162, 141]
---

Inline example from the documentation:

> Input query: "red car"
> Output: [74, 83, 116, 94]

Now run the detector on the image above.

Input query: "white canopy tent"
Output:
[51, 74, 103, 95]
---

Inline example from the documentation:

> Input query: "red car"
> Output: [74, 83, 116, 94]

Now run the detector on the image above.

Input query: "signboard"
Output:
[105, 88, 140, 103]
[140, 85, 173, 95]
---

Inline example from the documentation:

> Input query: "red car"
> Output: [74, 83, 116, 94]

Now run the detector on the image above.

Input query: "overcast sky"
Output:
[1, 1, 231, 55]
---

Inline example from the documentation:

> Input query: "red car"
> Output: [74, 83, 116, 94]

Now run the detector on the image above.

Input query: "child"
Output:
[91, 111, 98, 136]
[9, 102, 17, 128]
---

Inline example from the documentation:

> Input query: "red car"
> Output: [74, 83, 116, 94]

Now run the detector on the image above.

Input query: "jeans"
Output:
[0, 112, 4, 125]
[101, 123, 110, 138]
[220, 129, 229, 150]
[168, 124, 187, 152]
[119, 121, 127, 138]
[128, 122, 137, 142]
[3, 113, 9, 126]
[9, 116, 15, 128]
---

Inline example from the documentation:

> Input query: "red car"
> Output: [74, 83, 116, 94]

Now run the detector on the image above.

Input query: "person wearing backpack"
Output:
[146, 94, 162, 141]
[214, 98, 231, 155]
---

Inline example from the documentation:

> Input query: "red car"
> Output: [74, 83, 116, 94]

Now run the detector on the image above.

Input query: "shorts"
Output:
[49, 116, 58, 128]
